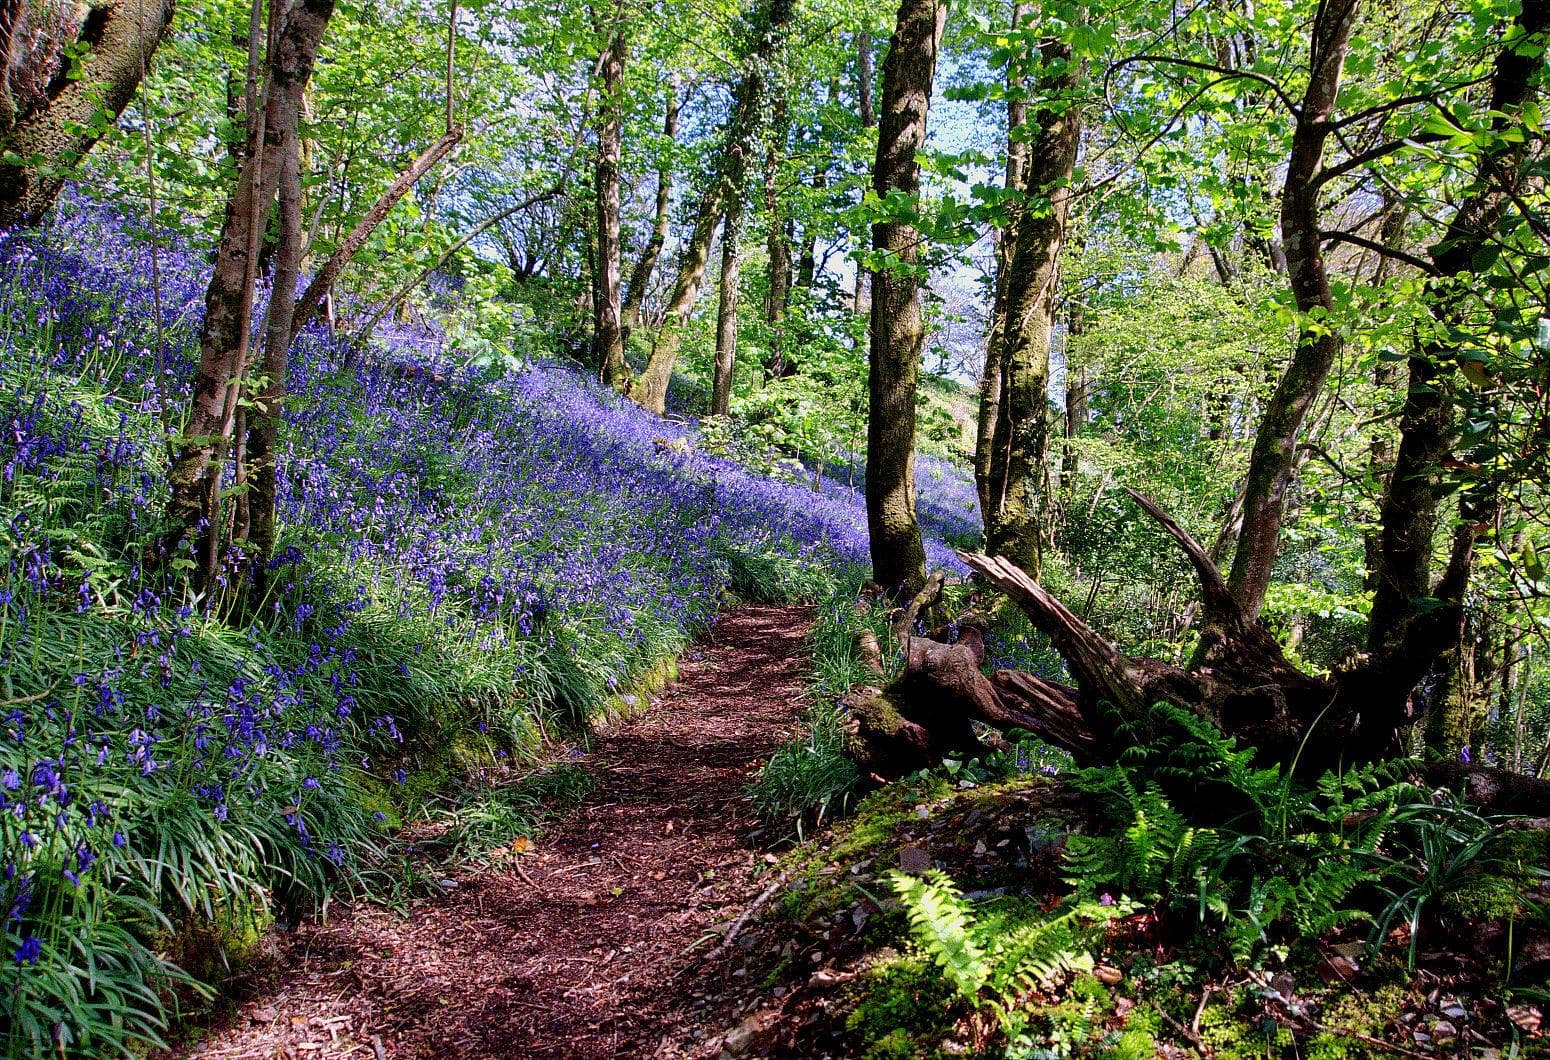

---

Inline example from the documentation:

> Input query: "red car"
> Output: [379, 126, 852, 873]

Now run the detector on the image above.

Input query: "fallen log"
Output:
[844, 488, 1550, 816]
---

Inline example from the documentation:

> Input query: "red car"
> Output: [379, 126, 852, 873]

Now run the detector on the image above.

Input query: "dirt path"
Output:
[185, 604, 812, 1059]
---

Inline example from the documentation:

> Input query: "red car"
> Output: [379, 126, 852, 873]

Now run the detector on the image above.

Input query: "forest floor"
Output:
[180, 604, 813, 1059]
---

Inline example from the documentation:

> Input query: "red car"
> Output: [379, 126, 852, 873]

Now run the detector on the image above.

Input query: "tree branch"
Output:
[1319, 230, 1439, 275]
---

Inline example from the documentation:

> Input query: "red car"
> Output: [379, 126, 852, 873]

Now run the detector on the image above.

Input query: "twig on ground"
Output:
[1157, 1005, 1213, 1057]
[1191, 985, 1213, 1034]
[513, 860, 542, 893]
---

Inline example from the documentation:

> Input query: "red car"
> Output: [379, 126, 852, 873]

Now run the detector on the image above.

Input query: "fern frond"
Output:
[889, 870, 988, 1000]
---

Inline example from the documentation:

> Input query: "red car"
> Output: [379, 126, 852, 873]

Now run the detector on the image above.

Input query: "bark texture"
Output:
[0, 0, 175, 226]
[165, 0, 334, 570]
[245, 120, 304, 578]
[866, 0, 945, 596]
[710, 217, 743, 415]
[1224, 0, 1359, 621]
[973, 1, 1031, 521]
[982, 37, 1081, 575]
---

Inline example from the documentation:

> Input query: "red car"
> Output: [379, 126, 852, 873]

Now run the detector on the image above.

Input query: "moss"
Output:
[1101, 1026, 1161, 1059]
[162, 890, 273, 990]
[1308, 982, 1408, 1055]
[1442, 872, 1525, 920]
[590, 653, 680, 731]
[843, 953, 959, 1059]
[846, 694, 909, 739]
[779, 776, 949, 924]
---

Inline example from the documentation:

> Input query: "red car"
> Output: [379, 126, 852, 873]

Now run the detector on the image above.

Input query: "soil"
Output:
[180, 604, 813, 1059]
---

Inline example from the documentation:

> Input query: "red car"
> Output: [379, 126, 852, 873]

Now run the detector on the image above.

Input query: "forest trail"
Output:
[184, 604, 812, 1059]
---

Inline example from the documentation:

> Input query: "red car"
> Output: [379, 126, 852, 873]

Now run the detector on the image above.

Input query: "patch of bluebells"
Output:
[0, 200, 975, 1000]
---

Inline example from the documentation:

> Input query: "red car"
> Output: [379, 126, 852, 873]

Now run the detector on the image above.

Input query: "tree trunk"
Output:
[622, 79, 679, 333]
[710, 96, 762, 412]
[632, 186, 719, 413]
[849, 495, 1550, 816]
[633, 0, 793, 415]
[164, 0, 335, 573]
[1061, 319, 1087, 495]
[865, 0, 944, 597]
[983, 38, 1082, 576]
[1223, 0, 1359, 622]
[0, 0, 175, 226]
[974, 0, 1031, 526]
[592, 24, 630, 391]
[711, 215, 743, 415]
[1358, 0, 1547, 756]
[245, 118, 304, 581]
[764, 93, 793, 379]
[851, 0, 1550, 806]
[852, 30, 875, 314]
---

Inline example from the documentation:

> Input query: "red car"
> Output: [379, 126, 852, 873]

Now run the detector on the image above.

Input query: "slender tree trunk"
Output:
[633, 187, 719, 413]
[622, 79, 679, 333]
[764, 93, 793, 378]
[852, 30, 876, 315]
[0, 0, 175, 226]
[592, 24, 629, 391]
[1222, 0, 1360, 622]
[1061, 313, 1087, 495]
[709, 116, 758, 414]
[866, 0, 945, 597]
[974, 0, 1031, 523]
[245, 120, 303, 580]
[290, 127, 462, 343]
[711, 216, 743, 414]
[164, 0, 335, 571]
[983, 39, 1082, 576]
[634, 0, 793, 415]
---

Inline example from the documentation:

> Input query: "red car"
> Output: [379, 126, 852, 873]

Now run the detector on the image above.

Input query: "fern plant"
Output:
[889, 870, 1118, 1042]
[1063, 703, 1425, 962]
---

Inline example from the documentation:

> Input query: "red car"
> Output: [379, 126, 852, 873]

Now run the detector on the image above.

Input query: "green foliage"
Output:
[890, 869, 1120, 1041]
[1063, 703, 1543, 968]
[428, 764, 596, 864]
[844, 953, 960, 1060]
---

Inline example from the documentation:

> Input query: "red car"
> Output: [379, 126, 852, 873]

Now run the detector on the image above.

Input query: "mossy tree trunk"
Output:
[982, 35, 1082, 576]
[865, 0, 945, 597]
[973, 0, 1030, 523]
